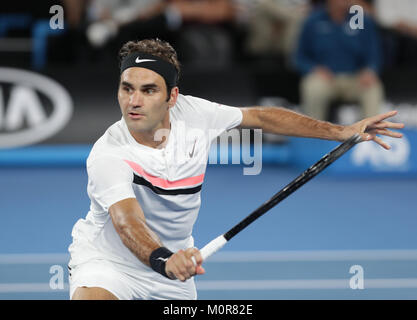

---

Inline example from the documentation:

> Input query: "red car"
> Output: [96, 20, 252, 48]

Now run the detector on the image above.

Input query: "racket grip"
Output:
[199, 235, 227, 261]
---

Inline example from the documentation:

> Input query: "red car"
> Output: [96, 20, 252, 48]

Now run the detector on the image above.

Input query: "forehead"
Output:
[120, 67, 166, 88]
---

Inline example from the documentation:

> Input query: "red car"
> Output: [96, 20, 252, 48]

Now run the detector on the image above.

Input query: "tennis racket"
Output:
[198, 133, 362, 261]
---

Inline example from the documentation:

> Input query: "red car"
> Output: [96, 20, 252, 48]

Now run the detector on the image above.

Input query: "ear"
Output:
[168, 87, 179, 108]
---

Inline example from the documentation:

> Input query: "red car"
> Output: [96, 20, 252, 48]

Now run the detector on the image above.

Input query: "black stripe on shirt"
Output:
[133, 174, 202, 195]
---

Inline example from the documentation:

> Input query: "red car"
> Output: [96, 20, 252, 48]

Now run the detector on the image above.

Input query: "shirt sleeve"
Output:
[87, 155, 136, 211]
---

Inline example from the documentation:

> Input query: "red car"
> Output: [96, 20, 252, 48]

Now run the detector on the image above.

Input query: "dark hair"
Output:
[119, 38, 181, 84]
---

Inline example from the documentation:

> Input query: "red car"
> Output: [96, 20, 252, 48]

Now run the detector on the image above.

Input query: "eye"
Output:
[123, 86, 132, 93]
[144, 88, 156, 94]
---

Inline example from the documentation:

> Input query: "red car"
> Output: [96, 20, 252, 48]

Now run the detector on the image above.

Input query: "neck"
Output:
[328, 7, 347, 23]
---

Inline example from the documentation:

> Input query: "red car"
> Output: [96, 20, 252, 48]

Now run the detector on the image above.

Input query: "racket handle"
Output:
[200, 235, 227, 261]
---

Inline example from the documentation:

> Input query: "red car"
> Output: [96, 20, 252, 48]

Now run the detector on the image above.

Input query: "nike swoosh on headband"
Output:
[135, 57, 156, 63]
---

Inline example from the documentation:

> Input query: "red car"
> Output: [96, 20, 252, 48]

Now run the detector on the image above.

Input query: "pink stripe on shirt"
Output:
[124, 159, 204, 189]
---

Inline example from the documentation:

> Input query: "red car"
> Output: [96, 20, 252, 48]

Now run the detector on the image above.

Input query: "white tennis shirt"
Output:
[68, 94, 243, 272]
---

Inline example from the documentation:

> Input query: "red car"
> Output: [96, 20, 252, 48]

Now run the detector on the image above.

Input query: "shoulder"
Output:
[86, 152, 133, 185]
[172, 93, 242, 131]
[304, 7, 327, 25]
[363, 13, 377, 28]
[171, 94, 218, 121]
[173, 94, 215, 111]
[87, 120, 129, 167]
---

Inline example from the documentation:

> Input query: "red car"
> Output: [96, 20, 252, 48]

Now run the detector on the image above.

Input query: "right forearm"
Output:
[109, 198, 201, 281]
[115, 215, 163, 267]
[110, 198, 166, 267]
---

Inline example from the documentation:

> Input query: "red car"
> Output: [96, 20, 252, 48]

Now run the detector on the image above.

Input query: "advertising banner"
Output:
[290, 128, 417, 176]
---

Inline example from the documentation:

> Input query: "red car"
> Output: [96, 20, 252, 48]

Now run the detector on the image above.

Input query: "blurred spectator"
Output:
[0, 0, 89, 68]
[374, 0, 417, 34]
[86, 0, 168, 48]
[170, 0, 237, 24]
[293, 0, 384, 121]
[61, 0, 89, 29]
[395, 22, 417, 39]
[169, 0, 242, 68]
[245, 0, 311, 63]
[85, 0, 242, 68]
[373, 0, 417, 66]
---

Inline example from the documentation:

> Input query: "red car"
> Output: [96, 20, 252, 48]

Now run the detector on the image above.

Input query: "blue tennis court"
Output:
[1, 163, 416, 299]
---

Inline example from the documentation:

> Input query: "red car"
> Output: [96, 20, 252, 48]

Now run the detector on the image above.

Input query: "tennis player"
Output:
[68, 38, 404, 300]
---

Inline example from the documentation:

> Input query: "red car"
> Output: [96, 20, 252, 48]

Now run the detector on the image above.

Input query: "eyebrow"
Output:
[140, 83, 159, 90]
[120, 81, 159, 90]
[121, 81, 134, 89]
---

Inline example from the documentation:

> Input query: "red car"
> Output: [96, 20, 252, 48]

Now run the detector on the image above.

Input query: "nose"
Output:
[129, 90, 144, 108]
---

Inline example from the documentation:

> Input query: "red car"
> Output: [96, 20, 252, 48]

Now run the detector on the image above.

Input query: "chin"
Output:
[127, 119, 153, 133]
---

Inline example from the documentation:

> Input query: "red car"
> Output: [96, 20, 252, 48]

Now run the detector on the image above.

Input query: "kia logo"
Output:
[352, 136, 410, 168]
[0, 67, 73, 148]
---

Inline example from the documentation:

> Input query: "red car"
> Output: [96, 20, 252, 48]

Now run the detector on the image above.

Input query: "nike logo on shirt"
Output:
[189, 139, 197, 158]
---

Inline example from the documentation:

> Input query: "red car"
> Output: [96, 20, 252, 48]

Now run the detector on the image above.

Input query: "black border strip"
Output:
[133, 174, 202, 195]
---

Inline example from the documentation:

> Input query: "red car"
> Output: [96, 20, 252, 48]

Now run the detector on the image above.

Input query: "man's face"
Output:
[118, 67, 175, 135]
[327, 0, 349, 12]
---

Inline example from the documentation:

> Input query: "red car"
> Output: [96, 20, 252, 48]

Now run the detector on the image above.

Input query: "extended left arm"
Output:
[238, 107, 404, 149]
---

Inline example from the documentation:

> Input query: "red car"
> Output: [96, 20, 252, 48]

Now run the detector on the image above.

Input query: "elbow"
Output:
[258, 106, 284, 122]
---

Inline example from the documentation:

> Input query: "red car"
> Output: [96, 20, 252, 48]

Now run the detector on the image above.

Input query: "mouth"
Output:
[128, 111, 145, 120]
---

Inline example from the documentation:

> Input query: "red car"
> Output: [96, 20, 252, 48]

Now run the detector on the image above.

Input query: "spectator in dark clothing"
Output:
[293, 0, 384, 121]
